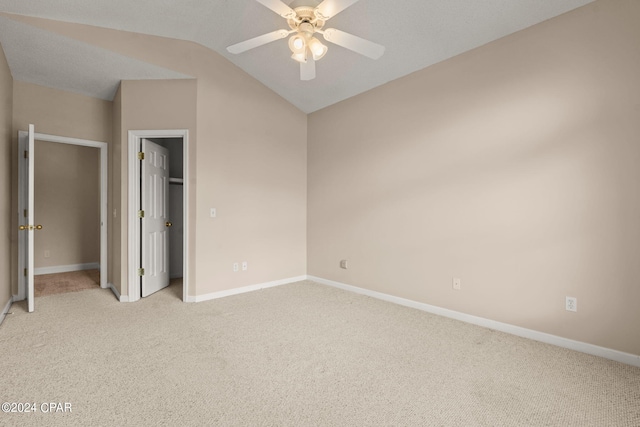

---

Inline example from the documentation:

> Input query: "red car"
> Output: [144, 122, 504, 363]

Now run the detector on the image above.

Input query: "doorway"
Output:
[17, 127, 108, 311]
[34, 140, 101, 296]
[127, 130, 189, 302]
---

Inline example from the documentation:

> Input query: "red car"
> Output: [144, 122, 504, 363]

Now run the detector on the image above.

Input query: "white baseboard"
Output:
[108, 282, 130, 302]
[35, 262, 99, 276]
[308, 275, 640, 368]
[192, 275, 307, 303]
[0, 296, 13, 327]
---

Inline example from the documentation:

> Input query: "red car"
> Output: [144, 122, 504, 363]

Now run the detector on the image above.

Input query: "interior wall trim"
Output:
[127, 130, 190, 303]
[0, 296, 13, 327]
[108, 282, 128, 302]
[307, 275, 640, 368]
[191, 275, 308, 303]
[17, 129, 109, 303]
[34, 262, 100, 276]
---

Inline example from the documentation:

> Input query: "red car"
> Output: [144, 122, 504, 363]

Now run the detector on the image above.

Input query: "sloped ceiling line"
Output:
[0, 0, 595, 112]
[0, 16, 192, 101]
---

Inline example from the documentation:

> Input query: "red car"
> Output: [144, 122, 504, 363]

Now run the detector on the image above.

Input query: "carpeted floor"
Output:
[33, 271, 183, 298]
[34, 270, 100, 297]
[0, 280, 638, 426]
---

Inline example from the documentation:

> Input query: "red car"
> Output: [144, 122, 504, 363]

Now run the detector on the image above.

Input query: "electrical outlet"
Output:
[340, 259, 348, 269]
[44, 250, 50, 258]
[452, 277, 461, 290]
[233, 262, 239, 272]
[242, 261, 248, 271]
[566, 296, 577, 312]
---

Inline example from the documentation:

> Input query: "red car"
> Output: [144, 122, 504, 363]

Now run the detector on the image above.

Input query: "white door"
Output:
[141, 139, 170, 297]
[18, 124, 37, 312]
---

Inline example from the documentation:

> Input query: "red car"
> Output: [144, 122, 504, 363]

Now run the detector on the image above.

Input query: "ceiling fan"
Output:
[227, 0, 385, 81]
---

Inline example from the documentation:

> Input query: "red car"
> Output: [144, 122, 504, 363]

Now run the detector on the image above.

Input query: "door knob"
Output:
[19, 225, 43, 231]
[165, 221, 173, 227]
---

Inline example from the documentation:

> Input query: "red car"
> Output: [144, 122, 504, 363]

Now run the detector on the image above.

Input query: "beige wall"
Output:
[111, 86, 121, 295]
[11, 81, 112, 294]
[12, 81, 112, 141]
[111, 57, 307, 298]
[0, 42, 13, 311]
[308, 0, 640, 356]
[192, 57, 307, 294]
[20, 20, 308, 297]
[115, 78, 197, 296]
[34, 141, 100, 269]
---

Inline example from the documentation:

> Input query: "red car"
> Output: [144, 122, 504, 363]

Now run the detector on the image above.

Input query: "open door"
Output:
[18, 124, 38, 312]
[140, 139, 170, 297]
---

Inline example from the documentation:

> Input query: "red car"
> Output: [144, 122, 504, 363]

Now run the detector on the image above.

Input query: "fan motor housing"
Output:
[288, 6, 325, 32]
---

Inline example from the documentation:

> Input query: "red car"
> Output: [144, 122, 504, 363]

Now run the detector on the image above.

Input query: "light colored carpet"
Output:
[34, 269, 100, 297]
[0, 281, 638, 426]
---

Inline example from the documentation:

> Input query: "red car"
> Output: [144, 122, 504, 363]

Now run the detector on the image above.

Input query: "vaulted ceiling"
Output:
[0, 0, 594, 113]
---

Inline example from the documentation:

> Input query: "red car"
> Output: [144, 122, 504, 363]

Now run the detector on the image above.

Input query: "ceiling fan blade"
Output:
[227, 30, 290, 54]
[321, 28, 385, 59]
[315, 0, 360, 20]
[300, 58, 316, 81]
[255, 0, 296, 18]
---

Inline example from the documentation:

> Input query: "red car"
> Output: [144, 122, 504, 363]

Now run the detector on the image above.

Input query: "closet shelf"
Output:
[169, 177, 184, 185]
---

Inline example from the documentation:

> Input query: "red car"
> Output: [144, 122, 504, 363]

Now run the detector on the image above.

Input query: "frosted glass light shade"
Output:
[288, 35, 306, 54]
[291, 52, 307, 63]
[308, 37, 328, 60]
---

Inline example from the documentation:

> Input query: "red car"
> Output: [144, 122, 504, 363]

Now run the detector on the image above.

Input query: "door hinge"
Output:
[23, 209, 28, 218]
[24, 268, 27, 276]
[138, 152, 145, 160]
[138, 268, 145, 276]
[24, 150, 28, 159]
[138, 210, 145, 218]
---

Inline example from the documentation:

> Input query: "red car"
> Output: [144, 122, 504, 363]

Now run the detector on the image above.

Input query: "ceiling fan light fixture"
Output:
[308, 37, 328, 60]
[226, 0, 385, 81]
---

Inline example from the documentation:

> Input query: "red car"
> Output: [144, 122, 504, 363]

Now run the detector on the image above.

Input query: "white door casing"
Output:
[17, 129, 109, 307]
[141, 139, 170, 297]
[127, 129, 189, 303]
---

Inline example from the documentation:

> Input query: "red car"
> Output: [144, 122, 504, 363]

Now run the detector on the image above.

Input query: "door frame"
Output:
[17, 130, 108, 300]
[127, 130, 189, 302]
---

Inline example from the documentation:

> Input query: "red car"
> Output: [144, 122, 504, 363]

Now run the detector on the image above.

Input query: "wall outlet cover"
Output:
[452, 277, 461, 290]
[340, 259, 348, 269]
[566, 296, 577, 312]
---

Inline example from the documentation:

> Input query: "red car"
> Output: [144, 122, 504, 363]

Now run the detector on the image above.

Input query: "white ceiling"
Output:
[0, 0, 594, 113]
